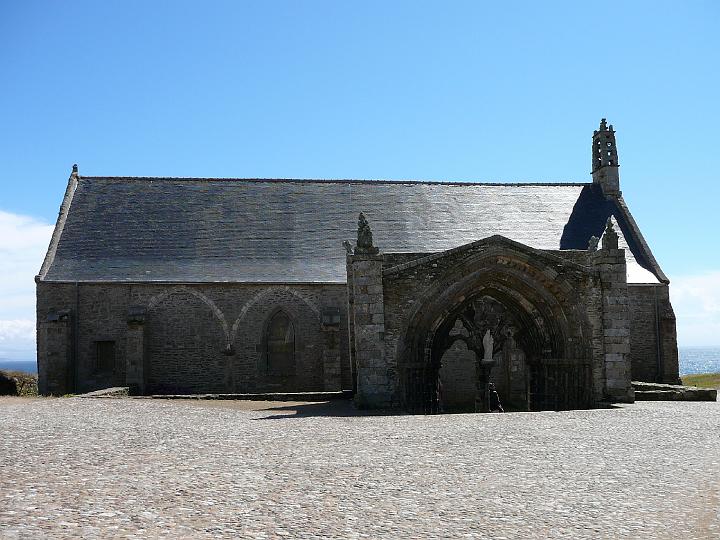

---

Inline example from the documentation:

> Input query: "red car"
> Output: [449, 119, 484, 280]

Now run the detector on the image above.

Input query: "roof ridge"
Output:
[79, 176, 589, 187]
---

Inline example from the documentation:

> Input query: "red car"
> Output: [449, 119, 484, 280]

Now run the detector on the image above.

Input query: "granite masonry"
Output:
[36, 120, 679, 411]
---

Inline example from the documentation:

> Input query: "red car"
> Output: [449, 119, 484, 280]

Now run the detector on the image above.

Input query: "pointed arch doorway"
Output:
[401, 285, 593, 414]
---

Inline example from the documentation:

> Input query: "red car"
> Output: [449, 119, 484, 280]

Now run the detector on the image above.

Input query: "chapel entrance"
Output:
[401, 290, 592, 414]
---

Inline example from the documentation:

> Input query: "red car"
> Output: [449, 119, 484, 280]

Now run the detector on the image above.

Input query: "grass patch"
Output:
[682, 372, 720, 389]
[0, 370, 38, 396]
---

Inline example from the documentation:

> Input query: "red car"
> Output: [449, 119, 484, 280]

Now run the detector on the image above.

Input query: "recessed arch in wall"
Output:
[230, 286, 320, 345]
[262, 308, 296, 377]
[146, 286, 230, 345]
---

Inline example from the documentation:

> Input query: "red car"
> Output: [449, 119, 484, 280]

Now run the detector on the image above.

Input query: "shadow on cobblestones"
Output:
[254, 399, 623, 420]
[256, 399, 400, 419]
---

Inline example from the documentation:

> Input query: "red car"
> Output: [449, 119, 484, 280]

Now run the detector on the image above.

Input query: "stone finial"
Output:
[599, 118, 608, 131]
[357, 213, 372, 247]
[601, 217, 619, 250]
[342, 240, 353, 255]
[588, 235, 599, 252]
[355, 212, 379, 254]
[605, 216, 615, 232]
[71, 164, 78, 175]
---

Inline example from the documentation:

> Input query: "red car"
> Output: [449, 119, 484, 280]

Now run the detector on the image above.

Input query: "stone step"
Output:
[632, 381, 717, 402]
[632, 381, 685, 391]
[78, 387, 130, 398]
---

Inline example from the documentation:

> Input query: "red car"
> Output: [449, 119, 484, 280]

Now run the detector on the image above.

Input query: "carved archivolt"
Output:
[396, 248, 592, 373]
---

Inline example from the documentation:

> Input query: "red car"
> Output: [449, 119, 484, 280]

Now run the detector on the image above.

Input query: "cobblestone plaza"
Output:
[1, 398, 718, 539]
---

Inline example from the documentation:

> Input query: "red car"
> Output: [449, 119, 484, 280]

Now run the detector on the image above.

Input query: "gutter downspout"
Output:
[73, 281, 79, 393]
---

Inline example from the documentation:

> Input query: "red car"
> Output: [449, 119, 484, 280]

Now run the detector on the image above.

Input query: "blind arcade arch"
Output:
[265, 310, 296, 377]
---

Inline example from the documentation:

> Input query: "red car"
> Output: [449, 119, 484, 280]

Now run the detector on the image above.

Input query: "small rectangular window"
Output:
[322, 308, 341, 326]
[96, 341, 116, 372]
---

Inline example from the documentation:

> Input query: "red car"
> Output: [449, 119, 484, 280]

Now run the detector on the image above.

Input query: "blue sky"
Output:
[0, 1, 718, 356]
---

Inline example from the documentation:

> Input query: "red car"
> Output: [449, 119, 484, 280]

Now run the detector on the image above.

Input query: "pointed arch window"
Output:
[266, 311, 295, 375]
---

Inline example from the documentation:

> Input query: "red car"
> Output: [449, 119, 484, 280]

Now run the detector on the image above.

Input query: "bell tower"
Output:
[592, 118, 620, 196]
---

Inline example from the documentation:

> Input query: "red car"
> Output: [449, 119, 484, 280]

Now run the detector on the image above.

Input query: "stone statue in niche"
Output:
[444, 296, 511, 362]
[482, 329, 494, 362]
[355, 212, 379, 254]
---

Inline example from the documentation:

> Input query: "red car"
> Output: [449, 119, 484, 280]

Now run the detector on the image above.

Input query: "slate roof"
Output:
[38, 177, 665, 284]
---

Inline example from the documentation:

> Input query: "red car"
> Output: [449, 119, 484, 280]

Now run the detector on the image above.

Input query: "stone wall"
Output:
[628, 285, 661, 382]
[591, 228, 634, 403]
[348, 253, 393, 408]
[36, 310, 73, 396]
[37, 282, 351, 395]
[658, 288, 680, 384]
[146, 290, 229, 394]
[76, 286, 131, 391]
[628, 284, 680, 384]
[36, 283, 76, 395]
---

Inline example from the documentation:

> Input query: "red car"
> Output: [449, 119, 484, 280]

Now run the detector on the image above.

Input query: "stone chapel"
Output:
[36, 120, 679, 411]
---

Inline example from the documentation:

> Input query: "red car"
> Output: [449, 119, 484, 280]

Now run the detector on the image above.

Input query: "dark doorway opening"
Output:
[401, 291, 592, 414]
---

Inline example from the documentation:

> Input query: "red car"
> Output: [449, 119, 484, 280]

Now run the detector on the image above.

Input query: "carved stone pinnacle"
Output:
[355, 212, 379, 254]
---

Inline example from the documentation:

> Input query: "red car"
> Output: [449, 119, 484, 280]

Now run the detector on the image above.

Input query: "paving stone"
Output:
[1, 397, 718, 539]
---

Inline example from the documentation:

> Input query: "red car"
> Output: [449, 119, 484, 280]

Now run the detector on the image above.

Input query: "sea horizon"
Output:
[2, 346, 719, 377]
